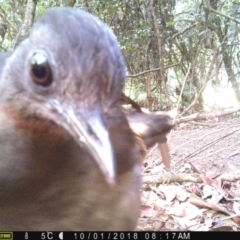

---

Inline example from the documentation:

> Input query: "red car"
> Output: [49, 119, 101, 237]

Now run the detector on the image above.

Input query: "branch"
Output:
[0, 7, 18, 31]
[205, 6, 240, 25]
[127, 62, 180, 78]
[143, 171, 240, 184]
[10, 0, 37, 50]
[180, 50, 218, 116]
[175, 106, 240, 124]
[172, 23, 197, 39]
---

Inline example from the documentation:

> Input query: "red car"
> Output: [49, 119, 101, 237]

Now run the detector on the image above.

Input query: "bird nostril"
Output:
[29, 51, 52, 87]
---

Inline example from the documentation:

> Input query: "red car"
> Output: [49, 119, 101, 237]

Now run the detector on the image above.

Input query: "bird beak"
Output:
[47, 100, 115, 185]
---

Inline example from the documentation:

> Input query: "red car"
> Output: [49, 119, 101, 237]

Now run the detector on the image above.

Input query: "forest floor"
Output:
[137, 115, 240, 231]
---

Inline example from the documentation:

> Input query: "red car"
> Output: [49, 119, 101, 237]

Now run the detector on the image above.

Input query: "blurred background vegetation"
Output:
[1, 0, 240, 113]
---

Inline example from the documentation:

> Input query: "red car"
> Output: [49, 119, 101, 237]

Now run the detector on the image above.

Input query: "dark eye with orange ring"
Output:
[29, 52, 52, 87]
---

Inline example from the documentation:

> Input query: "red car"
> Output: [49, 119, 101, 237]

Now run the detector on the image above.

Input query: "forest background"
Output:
[1, 0, 240, 114]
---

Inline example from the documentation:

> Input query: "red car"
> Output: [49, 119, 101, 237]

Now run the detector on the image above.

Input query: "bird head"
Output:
[0, 8, 126, 185]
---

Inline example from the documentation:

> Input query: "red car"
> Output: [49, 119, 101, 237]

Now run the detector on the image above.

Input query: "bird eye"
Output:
[29, 52, 52, 87]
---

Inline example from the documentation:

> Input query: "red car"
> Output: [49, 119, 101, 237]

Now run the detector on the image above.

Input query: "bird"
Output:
[127, 109, 175, 148]
[0, 52, 11, 74]
[0, 7, 175, 231]
[119, 91, 175, 167]
[127, 109, 175, 168]
[0, 7, 145, 231]
[119, 92, 142, 112]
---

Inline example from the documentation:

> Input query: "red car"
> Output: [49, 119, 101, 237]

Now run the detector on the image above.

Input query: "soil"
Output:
[137, 115, 240, 231]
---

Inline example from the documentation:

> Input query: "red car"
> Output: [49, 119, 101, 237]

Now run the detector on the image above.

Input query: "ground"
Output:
[137, 116, 240, 231]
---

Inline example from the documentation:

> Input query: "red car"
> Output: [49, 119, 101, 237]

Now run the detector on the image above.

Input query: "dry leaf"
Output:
[140, 204, 154, 218]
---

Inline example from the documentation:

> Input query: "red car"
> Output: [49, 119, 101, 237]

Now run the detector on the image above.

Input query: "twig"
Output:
[207, 141, 240, 157]
[170, 123, 240, 153]
[174, 127, 240, 169]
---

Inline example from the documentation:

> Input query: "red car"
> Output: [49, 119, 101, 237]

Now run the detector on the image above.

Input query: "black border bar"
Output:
[0, 231, 239, 240]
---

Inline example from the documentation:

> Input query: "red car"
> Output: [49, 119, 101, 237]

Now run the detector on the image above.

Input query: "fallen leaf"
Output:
[140, 204, 154, 217]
